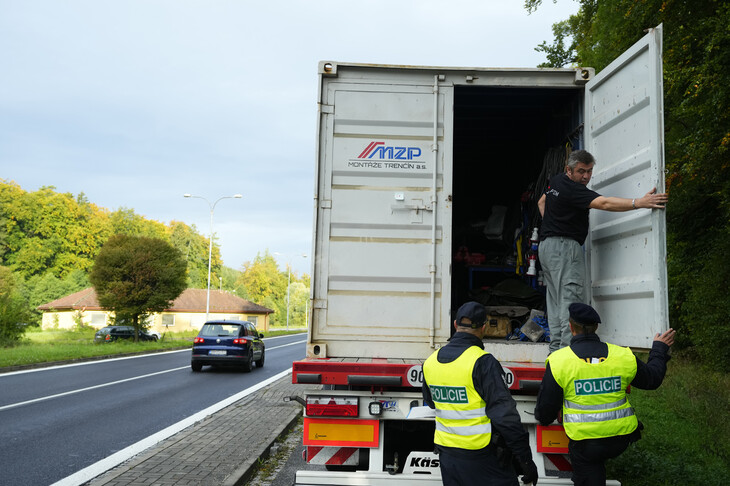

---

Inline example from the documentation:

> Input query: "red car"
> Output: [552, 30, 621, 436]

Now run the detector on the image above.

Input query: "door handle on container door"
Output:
[390, 203, 433, 212]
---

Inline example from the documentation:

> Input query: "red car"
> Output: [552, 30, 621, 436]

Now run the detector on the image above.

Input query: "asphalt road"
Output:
[0, 333, 306, 486]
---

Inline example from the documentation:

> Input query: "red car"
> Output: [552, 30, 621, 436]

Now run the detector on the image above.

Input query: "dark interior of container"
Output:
[450, 85, 583, 338]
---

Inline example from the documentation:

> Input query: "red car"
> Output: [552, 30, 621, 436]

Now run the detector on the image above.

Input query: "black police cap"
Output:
[455, 301, 487, 328]
[569, 303, 601, 326]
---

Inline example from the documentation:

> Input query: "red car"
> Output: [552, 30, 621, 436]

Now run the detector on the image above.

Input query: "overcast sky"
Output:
[0, 0, 578, 276]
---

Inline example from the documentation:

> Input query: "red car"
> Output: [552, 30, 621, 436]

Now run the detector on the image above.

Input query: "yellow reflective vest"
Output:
[547, 343, 639, 440]
[423, 346, 492, 449]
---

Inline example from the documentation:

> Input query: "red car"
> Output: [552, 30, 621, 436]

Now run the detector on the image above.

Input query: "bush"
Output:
[0, 267, 30, 345]
[672, 224, 730, 371]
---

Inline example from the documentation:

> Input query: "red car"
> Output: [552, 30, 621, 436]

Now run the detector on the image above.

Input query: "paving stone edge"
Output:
[223, 407, 302, 486]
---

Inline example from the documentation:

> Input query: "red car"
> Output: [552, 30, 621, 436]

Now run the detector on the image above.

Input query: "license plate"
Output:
[209, 350, 227, 356]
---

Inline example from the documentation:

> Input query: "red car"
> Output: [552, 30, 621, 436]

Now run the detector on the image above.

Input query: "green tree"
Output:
[0, 266, 30, 344]
[220, 265, 242, 293]
[109, 208, 168, 240]
[236, 251, 287, 323]
[21, 269, 91, 326]
[89, 235, 187, 341]
[288, 280, 310, 328]
[1, 181, 220, 330]
[168, 220, 220, 289]
[233, 250, 314, 327]
[535, 19, 579, 68]
[0, 181, 110, 278]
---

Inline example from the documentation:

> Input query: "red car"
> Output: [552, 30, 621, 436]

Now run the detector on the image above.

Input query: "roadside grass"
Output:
[607, 350, 730, 485]
[250, 417, 304, 485]
[0, 327, 305, 369]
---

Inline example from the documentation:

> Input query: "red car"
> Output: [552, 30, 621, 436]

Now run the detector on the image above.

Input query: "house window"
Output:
[91, 313, 106, 326]
[247, 316, 258, 326]
[161, 314, 175, 327]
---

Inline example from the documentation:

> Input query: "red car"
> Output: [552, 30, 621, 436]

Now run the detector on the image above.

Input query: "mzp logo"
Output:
[358, 142, 422, 160]
[348, 141, 427, 170]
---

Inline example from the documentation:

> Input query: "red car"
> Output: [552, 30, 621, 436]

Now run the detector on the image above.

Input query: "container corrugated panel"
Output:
[312, 66, 452, 359]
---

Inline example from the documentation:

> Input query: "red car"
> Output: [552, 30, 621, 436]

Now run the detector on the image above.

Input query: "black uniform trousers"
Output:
[569, 434, 632, 486]
[439, 448, 518, 486]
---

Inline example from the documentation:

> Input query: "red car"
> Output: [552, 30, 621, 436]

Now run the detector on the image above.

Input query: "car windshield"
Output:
[98, 327, 113, 334]
[200, 324, 241, 337]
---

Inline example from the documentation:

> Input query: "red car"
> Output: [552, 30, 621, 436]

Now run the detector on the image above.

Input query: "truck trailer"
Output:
[291, 25, 668, 486]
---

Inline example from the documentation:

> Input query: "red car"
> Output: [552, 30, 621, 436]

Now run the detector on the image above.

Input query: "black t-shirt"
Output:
[540, 173, 601, 245]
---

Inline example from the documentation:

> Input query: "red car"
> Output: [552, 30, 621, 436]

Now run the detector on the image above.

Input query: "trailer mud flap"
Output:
[303, 418, 379, 447]
[306, 446, 359, 466]
[402, 451, 441, 476]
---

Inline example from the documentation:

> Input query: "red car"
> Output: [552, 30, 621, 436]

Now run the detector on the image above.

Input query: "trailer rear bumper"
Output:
[295, 470, 620, 485]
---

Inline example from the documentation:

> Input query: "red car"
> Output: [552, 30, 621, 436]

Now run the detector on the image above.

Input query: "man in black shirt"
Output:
[537, 149, 668, 352]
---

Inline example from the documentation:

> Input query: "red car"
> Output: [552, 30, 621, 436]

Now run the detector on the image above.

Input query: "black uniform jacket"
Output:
[422, 332, 532, 462]
[534, 333, 672, 426]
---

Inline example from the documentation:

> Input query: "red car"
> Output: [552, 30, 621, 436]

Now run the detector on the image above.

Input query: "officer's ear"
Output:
[453, 320, 459, 332]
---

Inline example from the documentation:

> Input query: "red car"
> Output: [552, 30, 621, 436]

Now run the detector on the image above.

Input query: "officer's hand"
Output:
[654, 328, 675, 347]
[521, 459, 539, 485]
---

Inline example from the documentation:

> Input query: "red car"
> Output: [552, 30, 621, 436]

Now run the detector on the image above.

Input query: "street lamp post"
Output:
[184, 193, 242, 322]
[275, 252, 307, 331]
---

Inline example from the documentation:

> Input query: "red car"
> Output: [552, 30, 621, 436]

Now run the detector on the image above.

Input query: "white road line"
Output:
[50, 368, 293, 486]
[268, 339, 307, 350]
[0, 349, 191, 376]
[0, 339, 306, 411]
[0, 334, 306, 377]
[0, 366, 189, 412]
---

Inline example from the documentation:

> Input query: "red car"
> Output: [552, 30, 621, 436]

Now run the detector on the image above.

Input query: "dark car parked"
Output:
[94, 326, 159, 343]
[191, 320, 265, 372]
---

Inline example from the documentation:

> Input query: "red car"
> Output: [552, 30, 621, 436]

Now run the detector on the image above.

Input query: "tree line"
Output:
[0, 180, 310, 343]
[527, 0, 729, 369]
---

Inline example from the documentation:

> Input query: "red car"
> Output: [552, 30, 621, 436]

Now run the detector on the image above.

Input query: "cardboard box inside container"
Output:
[483, 314, 511, 338]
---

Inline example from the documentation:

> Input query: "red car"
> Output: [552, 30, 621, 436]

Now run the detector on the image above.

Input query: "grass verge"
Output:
[607, 350, 730, 485]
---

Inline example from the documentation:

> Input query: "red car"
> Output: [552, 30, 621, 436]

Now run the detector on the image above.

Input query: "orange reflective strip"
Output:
[303, 418, 379, 447]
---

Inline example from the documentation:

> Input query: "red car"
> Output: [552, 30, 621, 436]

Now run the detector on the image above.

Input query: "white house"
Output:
[38, 287, 275, 332]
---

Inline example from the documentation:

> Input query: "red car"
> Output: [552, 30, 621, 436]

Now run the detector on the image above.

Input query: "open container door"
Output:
[584, 25, 668, 349]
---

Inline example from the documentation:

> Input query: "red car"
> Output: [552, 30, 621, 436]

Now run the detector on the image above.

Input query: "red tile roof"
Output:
[37, 288, 274, 314]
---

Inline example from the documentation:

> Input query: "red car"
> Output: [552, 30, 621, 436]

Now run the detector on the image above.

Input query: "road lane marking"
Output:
[267, 338, 307, 350]
[0, 366, 189, 411]
[0, 339, 306, 411]
[0, 349, 191, 376]
[1, 334, 307, 377]
[50, 368, 293, 486]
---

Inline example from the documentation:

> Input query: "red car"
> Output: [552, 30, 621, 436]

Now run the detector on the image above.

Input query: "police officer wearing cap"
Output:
[535, 303, 676, 486]
[422, 301, 539, 486]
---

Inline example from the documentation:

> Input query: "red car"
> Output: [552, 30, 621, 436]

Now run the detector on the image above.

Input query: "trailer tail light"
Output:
[194, 337, 205, 344]
[306, 396, 358, 417]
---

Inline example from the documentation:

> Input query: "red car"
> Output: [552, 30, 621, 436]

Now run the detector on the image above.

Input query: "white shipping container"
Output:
[309, 26, 667, 363]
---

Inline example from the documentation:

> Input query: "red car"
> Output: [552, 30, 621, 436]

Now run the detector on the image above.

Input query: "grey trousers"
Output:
[538, 236, 587, 352]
